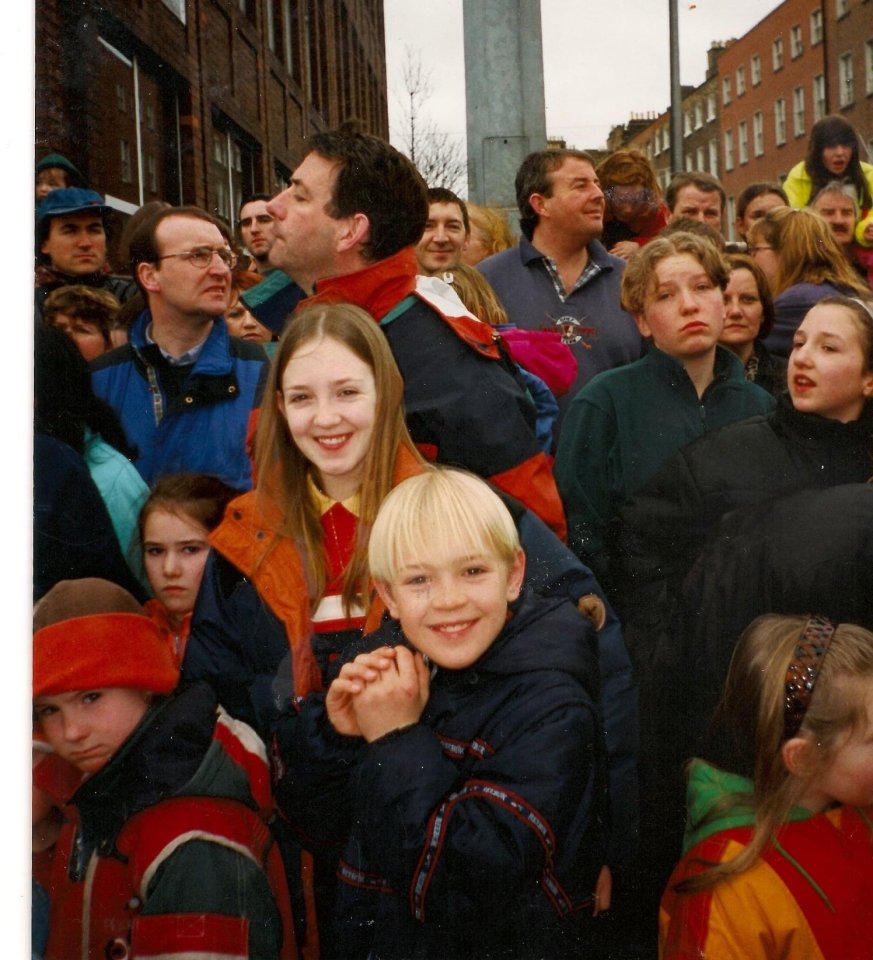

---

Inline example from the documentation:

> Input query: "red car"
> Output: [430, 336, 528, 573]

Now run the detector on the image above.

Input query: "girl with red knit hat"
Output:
[32, 578, 296, 960]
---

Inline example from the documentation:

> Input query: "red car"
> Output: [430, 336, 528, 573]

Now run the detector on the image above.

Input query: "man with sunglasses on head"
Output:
[91, 206, 268, 490]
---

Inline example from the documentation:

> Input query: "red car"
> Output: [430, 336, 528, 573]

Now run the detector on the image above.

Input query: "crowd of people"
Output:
[32, 112, 873, 960]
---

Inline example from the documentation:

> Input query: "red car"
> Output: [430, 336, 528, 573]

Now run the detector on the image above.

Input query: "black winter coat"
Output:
[616, 398, 873, 640]
[609, 400, 873, 911]
[273, 590, 609, 960]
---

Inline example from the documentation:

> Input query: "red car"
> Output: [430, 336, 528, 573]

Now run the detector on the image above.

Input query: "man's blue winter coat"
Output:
[91, 310, 266, 490]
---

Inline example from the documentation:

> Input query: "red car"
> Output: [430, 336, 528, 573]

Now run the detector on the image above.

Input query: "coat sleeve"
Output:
[348, 677, 602, 932]
[182, 551, 293, 739]
[660, 858, 817, 960]
[134, 838, 284, 959]
[270, 693, 364, 850]
[553, 392, 621, 578]
[781, 161, 810, 209]
[514, 507, 639, 873]
[382, 302, 567, 540]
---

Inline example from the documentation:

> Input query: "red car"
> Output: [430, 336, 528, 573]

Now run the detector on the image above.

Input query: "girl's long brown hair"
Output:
[254, 302, 423, 616]
[676, 614, 873, 893]
[749, 206, 869, 298]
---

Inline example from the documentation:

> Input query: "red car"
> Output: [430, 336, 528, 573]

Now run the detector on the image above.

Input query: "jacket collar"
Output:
[646, 343, 745, 386]
[307, 248, 418, 321]
[519, 234, 615, 271]
[130, 309, 234, 378]
[69, 684, 217, 863]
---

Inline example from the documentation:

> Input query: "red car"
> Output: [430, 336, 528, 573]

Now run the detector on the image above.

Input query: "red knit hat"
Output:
[33, 579, 179, 698]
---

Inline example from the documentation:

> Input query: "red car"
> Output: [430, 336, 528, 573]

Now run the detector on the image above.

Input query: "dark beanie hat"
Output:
[33, 579, 179, 698]
[36, 153, 85, 186]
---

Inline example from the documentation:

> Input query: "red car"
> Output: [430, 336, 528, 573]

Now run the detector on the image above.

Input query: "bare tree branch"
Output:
[394, 46, 466, 194]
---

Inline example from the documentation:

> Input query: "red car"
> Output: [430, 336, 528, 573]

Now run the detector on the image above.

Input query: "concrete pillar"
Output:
[463, 0, 547, 207]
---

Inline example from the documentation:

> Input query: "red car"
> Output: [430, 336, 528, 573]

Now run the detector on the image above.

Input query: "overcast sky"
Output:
[384, 0, 783, 153]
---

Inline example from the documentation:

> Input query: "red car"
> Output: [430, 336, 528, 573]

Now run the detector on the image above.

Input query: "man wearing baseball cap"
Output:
[35, 187, 137, 321]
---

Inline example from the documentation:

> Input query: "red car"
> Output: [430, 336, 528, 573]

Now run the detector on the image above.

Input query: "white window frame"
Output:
[774, 98, 787, 146]
[120, 139, 132, 183]
[772, 37, 784, 71]
[793, 87, 806, 138]
[810, 8, 823, 45]
[790, 25, 803, 59]
[738, 121, 748, 164]
[751, 54, 762, 86]
[724, 129, 734, 171]
[736, 65, 746, 96]
[706, 93, 716, 122]
[839, 52, 854, 107]
[722, 76, 731, 106]
[813, 74, 826, 122]
[753, 112, 764, 157]
[865, 40, 873, 96]
[161, 0, 186, 24]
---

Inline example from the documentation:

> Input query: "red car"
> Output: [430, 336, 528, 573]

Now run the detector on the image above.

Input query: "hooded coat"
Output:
[660, 761, 873, 960]
[273, 590, 608, 960]
[43, 682, 294, 960]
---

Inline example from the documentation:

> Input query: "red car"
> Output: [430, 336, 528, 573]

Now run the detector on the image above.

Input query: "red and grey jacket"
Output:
[304, 248, 567, 541]
[44, 683, 297, 960]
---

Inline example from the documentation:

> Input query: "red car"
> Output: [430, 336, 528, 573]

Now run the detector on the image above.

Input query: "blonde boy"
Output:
[279, 469, 608, 959]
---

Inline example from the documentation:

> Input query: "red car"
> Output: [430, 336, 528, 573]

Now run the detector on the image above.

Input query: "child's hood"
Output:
[69, 682, 269, 860]
[682, 759, 814, 854]
[475, 589, 600, 693]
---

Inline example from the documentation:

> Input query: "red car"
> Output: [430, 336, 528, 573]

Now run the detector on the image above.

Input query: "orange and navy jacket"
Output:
[303, 247, 567, 541]
[44, 683, 297, 960]
[181, 444, 425, 737]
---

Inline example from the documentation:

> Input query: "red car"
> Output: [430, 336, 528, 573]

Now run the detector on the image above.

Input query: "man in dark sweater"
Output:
[478, 149, 643, 423]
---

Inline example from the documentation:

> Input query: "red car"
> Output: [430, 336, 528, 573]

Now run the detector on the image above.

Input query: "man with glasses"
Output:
[91, 206, 267, 490]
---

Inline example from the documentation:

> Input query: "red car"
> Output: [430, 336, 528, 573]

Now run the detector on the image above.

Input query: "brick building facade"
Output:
[717, 0, 825, 231]
[828, 0, 873, 154]
[35, 0, 388, 228]
[598, 0, 872, 239]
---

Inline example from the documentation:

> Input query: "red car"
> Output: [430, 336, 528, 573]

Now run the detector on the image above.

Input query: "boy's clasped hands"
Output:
[326, 645, 431, 741]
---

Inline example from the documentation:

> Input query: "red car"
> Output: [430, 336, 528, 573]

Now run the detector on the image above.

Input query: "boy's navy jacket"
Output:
[273, 589, 609, 959]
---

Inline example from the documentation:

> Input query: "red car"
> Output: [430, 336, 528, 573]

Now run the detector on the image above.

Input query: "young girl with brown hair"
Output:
[139, 473, 236, 664]
[181, 302, 425, 738]
[660, 613, 873, 959]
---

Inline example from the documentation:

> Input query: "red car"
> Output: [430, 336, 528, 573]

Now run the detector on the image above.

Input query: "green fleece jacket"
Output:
[554, 345, 774, 578]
